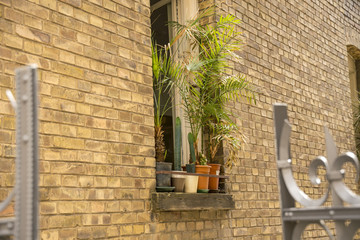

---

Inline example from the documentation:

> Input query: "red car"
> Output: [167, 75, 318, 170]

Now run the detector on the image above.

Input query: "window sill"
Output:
[151, 192, 235, 211]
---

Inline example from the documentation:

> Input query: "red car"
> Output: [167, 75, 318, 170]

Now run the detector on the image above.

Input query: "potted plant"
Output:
[195, 153, 211, 192]
[169, 11, 256, 184]
[152, 42, 175, 190]
[172, 117, 186, 192]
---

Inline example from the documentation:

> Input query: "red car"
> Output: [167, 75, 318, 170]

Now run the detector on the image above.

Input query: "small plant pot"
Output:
[195, 165, 211, 190]
[208, 164, 221, 191]
[186, 163, 196, 173]
[172, 172, 186, 192]
[156, 162, 172, 187]
[184, 175, 198, 193]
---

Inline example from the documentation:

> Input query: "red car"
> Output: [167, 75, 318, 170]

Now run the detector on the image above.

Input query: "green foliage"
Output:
[188, 133, 196, 164]
[169, 10, 256, 166]
[152, 43, 181, 130]
[152, 9, 256, 167]
[198, 153, 208, 165]
[152, 42, 182, 161]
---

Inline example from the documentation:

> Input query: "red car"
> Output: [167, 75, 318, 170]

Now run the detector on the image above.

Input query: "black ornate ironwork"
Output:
[0, 65, 39, 239]
[274, 103, 360, 239]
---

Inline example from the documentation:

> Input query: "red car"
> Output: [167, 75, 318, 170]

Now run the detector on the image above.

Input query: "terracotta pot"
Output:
[208, 164, 221, 190]
[195, 165, 211, 190]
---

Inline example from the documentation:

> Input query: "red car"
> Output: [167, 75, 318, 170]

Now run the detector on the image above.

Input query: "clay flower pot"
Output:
[195, 165, 211, 191]
[208, 164, 221, 191]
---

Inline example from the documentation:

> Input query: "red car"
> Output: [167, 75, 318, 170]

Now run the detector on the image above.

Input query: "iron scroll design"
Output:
[274, 103, 360, 240]
[0, 65, 39, 239]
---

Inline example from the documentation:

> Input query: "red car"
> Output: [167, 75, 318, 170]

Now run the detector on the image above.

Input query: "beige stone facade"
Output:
[0, 0, 359, 239]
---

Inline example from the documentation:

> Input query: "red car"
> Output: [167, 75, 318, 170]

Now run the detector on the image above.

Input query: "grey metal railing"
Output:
[274, 103, 360, 239]
[0, 65, 39, 239]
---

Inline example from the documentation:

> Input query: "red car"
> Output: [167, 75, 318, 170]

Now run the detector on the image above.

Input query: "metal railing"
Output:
[0, 65, 39, 239]
[274, 103, 360, 239]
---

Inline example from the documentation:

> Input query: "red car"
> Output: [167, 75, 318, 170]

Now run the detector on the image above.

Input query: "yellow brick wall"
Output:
[0, 0, 156, 239]
[0, 0, 359, 239]
[216, 0, 360, 239]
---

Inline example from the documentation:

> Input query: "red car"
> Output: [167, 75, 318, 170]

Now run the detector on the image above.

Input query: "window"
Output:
[151, 0, 198, 165]
[348, 45, 360, 153]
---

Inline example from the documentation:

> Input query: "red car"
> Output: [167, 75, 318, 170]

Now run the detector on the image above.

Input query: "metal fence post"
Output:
[0, 65, 39, 239]
[14, 64, 39, 240]
[273, 103, 360, 239]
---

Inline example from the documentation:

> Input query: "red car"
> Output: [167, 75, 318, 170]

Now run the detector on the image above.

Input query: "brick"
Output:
[111, 213, 137, 224]
[103, 0, 116, 11]
[84, 46, 112, 63]
[43, 46, 59, 60]
[52, 62, 84, 79]
[0, 0, 10, 6]
[107, 226, 119, 237]
[77, 32, 91, 45]
[133, 224, 145, 234]
[59, 229, 76, 239]
[24, 15, 43, 29]
[90, 60, 104, 72]
[16, 25, 50, 43]
[39, 0, 57, 10]
[4, 33, 23, 49]
[53, 136, 85, 149]
[83, 2, 110, 19]
[103, 20, 117, 33]
[57, 201, 75, 214]
[75, 55, 90, 68]
[48, 215, 81, 228]
[53, 36, 83, 54]
[13, 0, 50, 19]
[61, 0, 82, 8]
[50, 12, 82, 30]
[73, 8, 89, 23]
[89, 15, 103, 27]
[76, 103, 91, 115]
[4, 8, 23, 23]
[1, 116, 15, 129]
[0, 46, 12, 60]
[77, 228, 92, 239]
[58, 2, 74, 16]
[59, 50, 75, 64]
[84, 94, 112, 107]
[43, 22, 59, 36]
[41, 230, 59, 240]
[43, 174, 61, 186]
[62, 175, 78, 187]
[24, 40, 43, 55]
[60, 28, 77, 41]
[49, 188, 85, 200]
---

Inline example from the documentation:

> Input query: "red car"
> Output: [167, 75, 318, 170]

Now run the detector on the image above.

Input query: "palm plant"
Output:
[152, 42, 183, 162]
[170, 12, 256, 166]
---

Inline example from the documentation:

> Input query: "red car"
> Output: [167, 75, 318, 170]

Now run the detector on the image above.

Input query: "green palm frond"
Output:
[156, 9, 256, 165]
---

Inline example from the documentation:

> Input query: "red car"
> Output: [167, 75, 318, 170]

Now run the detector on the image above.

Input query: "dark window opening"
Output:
[151, 0, 174, 164]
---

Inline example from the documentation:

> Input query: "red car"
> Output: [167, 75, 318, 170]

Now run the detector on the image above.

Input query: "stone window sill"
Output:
[151, 192, 235, 211]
